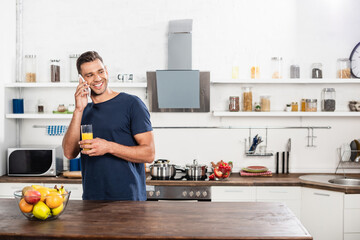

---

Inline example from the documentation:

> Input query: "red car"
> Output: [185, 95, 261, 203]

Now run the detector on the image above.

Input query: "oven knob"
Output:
[196, 191, 201, 197]
[155, 191, 160, 197]
[202, 191, 207, 197]
[189, 191, 194, 197]
[148, 191, 154, 197]
[182, 191, 187, 197]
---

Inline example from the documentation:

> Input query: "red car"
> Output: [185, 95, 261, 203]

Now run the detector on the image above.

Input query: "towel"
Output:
[240, 170, 272, 177]
[46, 125, 67, 136]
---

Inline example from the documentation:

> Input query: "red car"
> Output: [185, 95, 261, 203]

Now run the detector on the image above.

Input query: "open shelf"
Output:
[211, 78, 360, 84]
[5, 82, 147, 88]
[6, 114, 72, 119]
[213, 111, 360, 117]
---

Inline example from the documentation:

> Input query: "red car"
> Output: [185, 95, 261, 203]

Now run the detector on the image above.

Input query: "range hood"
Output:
[147, 19, 210, 112]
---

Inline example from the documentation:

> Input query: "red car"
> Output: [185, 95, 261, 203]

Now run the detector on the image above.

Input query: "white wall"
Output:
[2, 0, 360, 174]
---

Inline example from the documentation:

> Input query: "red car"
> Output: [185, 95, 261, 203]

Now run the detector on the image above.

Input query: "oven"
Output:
[146, 185, 211, 201]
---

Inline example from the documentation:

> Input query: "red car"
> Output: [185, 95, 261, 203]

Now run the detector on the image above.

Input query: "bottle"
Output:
[37, 99, 44, 113]
[311, 63, 323, 79]
[260, 95, 270, 112]
[50, 59, 61, 82]
[291, 102, 298, 112]
[271, 57, 283, 79]
[69, 54, 80, 82]
[242, 87, 253, 111]
[24, 55, 37, 82]
[229, 96, 240, 112]
[306, 99, 317, 112]
[321, 88, 336, 112]
[301, 99, 306, 112]
[337, 58, 351, 79]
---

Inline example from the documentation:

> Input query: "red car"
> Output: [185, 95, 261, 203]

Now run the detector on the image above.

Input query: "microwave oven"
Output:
[7, 145, 63, 176]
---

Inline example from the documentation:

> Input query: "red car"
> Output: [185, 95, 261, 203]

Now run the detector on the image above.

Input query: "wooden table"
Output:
[0, 199, 312, 240]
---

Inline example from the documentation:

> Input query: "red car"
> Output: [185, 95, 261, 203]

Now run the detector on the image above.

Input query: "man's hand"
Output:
[79, 138, 111, 156]
[75, 76, 89, 112]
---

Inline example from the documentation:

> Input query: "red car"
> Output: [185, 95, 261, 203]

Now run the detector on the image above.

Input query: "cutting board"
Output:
[63, 171, 82, 178]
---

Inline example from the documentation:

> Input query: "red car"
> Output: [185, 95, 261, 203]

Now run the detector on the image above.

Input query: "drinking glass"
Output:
[81, 125, 93, 151]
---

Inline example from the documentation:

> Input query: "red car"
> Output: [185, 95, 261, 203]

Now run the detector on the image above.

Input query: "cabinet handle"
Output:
[269, 191, 288, 194]
[225, 189, 244, 193]
[314, 192, 330, 197]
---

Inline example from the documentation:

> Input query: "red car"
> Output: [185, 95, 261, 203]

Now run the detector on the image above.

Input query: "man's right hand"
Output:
[75, 76, 89, 112]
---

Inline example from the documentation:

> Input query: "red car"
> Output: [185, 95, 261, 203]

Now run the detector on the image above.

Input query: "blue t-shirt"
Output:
[80, 92, 152, 200]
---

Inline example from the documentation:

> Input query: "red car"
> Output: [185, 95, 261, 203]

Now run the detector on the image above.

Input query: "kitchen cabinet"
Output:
[0, 182, 83, 200]
[301, 187, 344, 240]
[344, 194, 360, 240]
[211, 186, 256, 202]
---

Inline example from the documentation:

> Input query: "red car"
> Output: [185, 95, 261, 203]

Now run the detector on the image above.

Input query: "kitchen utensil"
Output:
[276, 152, 279, 174]
[286, 138, 291, 174]
[149, 159, 184, 179]
[340, 143, 351, 161]
[282, 152, 285, 174]
[350, 140, 360, 161]
[185, 159, 207, 180]
[249, 134, 263, 152]
[242, 166, 268, 173]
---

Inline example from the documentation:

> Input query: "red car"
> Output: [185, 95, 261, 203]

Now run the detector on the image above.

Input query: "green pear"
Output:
[33, 201, 51, 220]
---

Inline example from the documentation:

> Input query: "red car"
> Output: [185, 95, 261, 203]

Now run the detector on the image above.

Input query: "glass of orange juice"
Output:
[81, 124, 93, 151]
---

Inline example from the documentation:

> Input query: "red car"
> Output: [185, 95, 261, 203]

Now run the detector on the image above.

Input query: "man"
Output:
[62, 51, 155, 201]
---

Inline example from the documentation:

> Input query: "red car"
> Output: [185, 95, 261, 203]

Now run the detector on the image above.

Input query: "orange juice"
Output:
[81, 132, 93, 151]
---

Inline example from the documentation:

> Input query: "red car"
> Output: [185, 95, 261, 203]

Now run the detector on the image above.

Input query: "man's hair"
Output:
[76, 51, 104, 75]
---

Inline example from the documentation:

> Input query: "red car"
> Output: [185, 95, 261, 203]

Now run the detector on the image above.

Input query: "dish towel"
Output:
[240, 170, 273, 177]
[46, 125, 68, 136]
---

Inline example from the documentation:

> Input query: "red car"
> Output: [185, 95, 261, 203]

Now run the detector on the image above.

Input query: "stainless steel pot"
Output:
[149, 159, 183, 179]
[185, 159, 207, 180]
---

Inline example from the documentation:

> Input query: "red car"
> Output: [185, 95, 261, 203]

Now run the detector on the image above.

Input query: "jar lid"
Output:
[323, 88, 335, 92]
[229, 96, 239, 98]
[271, 57, 283, 60]
[25, 54, 36, 58]
[291, 102, 298, 104]
[69, 54, 80, 58]
[306, 99, 317, 102]
[260, 95, 271, 98]
[337, 58, 349, 61]
[50, 59, 60, 62]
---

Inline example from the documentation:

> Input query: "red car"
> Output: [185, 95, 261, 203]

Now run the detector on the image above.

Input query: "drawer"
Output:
[344, 209, 360, 233]
[0, 183, 38, 198]
[257, 187, 301, 200]
[345, 194, 360, 209]
[211, 186, 256, 202]
[344, 233, 360, 240]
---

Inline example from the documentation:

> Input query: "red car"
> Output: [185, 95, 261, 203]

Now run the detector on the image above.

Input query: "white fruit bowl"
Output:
[14, 189, 71, 221]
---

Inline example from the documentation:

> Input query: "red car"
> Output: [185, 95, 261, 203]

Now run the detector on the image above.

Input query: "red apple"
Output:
[24, 190, 41, 204]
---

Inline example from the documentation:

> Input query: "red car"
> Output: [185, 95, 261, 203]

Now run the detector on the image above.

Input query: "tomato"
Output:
[214, 168, 223, 178]
[208, 173, 215, 180]
[222, 171, 231, 178]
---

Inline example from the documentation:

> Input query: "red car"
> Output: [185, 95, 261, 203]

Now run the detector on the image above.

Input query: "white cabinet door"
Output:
[256, 187, 301, 218]
[301, 187, 344, 240]
[344, 233, 360, 240]
[211, 186, 256, 202]
[0, 182, 38, 198]
[344, 194, 360, 234]
[45, 183, 83, 200]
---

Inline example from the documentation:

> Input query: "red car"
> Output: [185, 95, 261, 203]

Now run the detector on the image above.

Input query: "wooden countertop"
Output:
[0, 199, 312, 240]
[2, 173, 360, 193]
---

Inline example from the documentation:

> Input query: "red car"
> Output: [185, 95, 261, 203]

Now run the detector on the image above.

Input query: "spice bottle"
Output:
[50, 59, 61, 82]
[301, 99, 306, 112]
[306, 99, 317, 112]
[271, 57, 283, 79]
[37, 99, 44, 113]
[311, 63, 323, 79]
[57, 104, 66, 112]
[242, 87, 253, 111]
[337, 58, 351, 79]
[24, 55, 37, 82]
[291, 102, 298, 112]
[69, 54, 80, 82]
[260, 95, 270, 112]
[321, 88, 336, 112]
[229, 96, 240, 112]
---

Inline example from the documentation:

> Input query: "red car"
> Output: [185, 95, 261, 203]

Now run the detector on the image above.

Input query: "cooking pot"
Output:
[185, 159, 207, 180]
[149, 159, 183, 179]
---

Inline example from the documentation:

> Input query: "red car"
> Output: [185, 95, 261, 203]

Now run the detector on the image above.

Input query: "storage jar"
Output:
[271, 57, 283, 79]
[260, 95, 270, 112]
[305, 99, 317, 112]
[290, 65, 300, 78]
[229, 96, 240, 112]
[50, 59, 61, 82]
[69, 54, 80, 82]
[311, 63, 322, 79]
[321, 88, 336, 112]
[291, 102, 298, 112]
[242, 87, 253, 111]
[24, 55, 37, 82]
[337, 58, 351, 79]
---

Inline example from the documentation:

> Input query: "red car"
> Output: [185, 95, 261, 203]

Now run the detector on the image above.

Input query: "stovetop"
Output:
[149, 172, 209, 181]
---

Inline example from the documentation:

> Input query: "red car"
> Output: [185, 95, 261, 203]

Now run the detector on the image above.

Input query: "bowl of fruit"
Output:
[14, 185, 71, 221]
[209, 160, 233, 180]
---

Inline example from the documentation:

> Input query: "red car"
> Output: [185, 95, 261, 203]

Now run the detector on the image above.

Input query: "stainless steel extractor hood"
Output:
[147, 19, 210, 112]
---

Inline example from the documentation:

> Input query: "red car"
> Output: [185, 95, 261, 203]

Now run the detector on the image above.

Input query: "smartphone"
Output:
[79, 74, 90, 97]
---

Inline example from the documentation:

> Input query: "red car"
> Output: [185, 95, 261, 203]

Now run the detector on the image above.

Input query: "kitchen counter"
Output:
[0, 199, 312, 240]
[1, 173, 360, 193]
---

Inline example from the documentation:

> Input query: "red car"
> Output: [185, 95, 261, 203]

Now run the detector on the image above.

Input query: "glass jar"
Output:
[229, 96, 240, 112]
[311, 63, 323, 79]
[291, 102, 298, 112]
[271, 57, 283, 79]
[305, 99, 317, 112]
[260, 95, 270, 112]
[69, 54, 80, 82]
[242, 87, 253, 111]
[251, 66, 260, 79]
[254, 102, 261, 112]
[37, 99, 44, 113]
[337, 58, 351, 79]
[290, 64, 300, 78]
[24, 55, 37, 82]
[68, 103, 75, 113]
[50, 59, 61, 82]
[321, 88, 336, 112]
[57, 104, 66, 112]
[301, 99, 306, 112]
[285, 104, 291, 112]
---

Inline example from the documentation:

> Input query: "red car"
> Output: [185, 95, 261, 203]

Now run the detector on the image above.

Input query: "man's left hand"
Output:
[79, 138, 110, 156]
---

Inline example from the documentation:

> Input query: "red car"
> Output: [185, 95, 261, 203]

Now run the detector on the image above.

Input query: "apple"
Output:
[24, 190, 41, 204]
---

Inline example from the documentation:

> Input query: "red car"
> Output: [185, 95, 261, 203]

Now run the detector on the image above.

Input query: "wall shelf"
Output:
[211, 78, 360, 84]
[213, 111, 360, 117]
[4, 82, 147, 88]
[6, 114, 72, 119]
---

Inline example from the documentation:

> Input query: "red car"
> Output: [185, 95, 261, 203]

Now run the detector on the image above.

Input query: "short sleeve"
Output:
[130, 96, 153, 136]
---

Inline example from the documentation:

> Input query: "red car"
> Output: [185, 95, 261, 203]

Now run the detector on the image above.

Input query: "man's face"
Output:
[80, 59, 108, 96]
